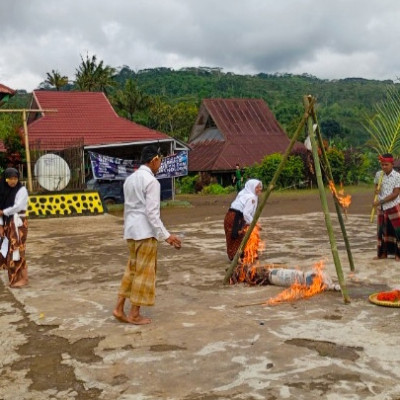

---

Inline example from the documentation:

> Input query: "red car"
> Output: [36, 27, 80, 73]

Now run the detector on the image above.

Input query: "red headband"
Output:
[379, 155, 394, 163]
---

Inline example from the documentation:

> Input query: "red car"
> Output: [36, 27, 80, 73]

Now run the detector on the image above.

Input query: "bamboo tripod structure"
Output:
[223, 95, 352, 304]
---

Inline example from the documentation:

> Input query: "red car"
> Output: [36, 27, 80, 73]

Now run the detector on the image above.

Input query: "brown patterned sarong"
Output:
[0, 217, 28, 285]
[118, 237, 158, 306]
[377, 204, 400, 257]
[224, 209, 245, 261]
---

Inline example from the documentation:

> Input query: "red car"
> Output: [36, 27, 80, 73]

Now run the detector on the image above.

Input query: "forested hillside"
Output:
[114, 66, 396, 147]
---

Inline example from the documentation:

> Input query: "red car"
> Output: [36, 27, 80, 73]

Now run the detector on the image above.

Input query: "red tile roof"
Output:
[0, 83, 16, 95]
[188, 98, 297, 172]
[25, 91, 171, 150]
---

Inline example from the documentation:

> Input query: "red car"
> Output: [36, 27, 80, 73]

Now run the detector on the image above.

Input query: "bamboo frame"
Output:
[304, 96, 350, 303]
[308, 98, 355, 272]
[223, 95, 351, 304]
[223, 98, 316, 284]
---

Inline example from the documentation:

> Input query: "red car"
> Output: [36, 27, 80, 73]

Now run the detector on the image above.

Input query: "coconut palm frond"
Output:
[363, 86, 400, 156]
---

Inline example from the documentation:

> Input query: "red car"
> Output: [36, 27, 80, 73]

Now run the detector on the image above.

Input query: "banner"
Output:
[89, 151, 188, 180]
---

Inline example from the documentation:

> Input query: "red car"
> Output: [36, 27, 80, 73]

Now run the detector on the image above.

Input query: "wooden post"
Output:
[223, 98, 316, 284]
[304, 96, 350, 303]
[308, 99, 355, 272]
[22, 109, 33, 192]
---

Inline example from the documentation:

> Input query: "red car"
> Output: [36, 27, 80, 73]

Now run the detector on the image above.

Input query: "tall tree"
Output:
[111, 79, 152, 121]
[74, 54, 116, 93]
[45, 70, 68, 91]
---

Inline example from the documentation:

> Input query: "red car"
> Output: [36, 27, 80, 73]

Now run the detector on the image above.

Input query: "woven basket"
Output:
[369, 293, 400, 308]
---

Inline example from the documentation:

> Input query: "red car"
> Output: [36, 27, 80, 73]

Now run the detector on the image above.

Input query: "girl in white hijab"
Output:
[224, 179, 262, 260]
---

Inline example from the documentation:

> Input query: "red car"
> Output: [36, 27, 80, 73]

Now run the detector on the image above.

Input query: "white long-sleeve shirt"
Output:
[0, 186, 29, 225]
[230, 195, 257, 224]
[123, 165, 170, 241]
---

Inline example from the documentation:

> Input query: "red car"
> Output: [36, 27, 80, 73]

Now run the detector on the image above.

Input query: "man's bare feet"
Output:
[10, 279, 28, 288]
[126, 315, 152, 325]
[396, 256, 400, 262]
[112, 309, 129, 323]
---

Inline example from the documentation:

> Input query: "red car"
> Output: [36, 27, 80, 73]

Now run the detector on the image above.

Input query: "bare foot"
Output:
[10, 279, 28, 288]
[126, 315, 152, 325]
[396, 256, 400, 262]
[112, 310, 129, 323]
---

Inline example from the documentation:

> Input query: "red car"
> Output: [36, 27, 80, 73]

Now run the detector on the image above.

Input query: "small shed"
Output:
[188, 98, 298, 185]
[22, 90, 189, 198]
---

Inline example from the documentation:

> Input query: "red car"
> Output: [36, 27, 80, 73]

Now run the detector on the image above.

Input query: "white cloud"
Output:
[1, 0, 400, 91]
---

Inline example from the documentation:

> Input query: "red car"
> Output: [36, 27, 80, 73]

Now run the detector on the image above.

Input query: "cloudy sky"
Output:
[1, 0, 400, 91]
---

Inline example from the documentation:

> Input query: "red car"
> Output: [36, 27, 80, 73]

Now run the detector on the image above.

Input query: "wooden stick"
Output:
[370, 172, 383, 223]
[304, 96, 350, 304]
[308, 100, 355, 272]
[223, 98, 316, 285]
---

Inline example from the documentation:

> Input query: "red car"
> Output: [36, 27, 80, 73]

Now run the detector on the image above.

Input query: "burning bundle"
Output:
[328, 181, 351, 213]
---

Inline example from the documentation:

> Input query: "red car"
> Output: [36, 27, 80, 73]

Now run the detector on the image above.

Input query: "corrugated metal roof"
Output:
[25, 91, 171, 150]
[188, 98, 295, 172]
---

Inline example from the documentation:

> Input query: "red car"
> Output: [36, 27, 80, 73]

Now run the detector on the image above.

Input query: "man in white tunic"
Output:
[113, 145, 181, 324]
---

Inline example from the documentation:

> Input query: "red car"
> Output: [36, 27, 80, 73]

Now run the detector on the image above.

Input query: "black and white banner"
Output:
[89, 151, 188, 180]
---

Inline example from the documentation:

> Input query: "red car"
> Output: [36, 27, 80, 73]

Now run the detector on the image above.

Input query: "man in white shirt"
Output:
[373, 153, 400, 260]
[113, 145, 181, 324]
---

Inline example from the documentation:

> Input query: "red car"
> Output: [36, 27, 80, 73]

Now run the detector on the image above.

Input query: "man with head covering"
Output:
[224, 179, 263, 261]
[113, 145, 182, 324]
[373, 153, 400, 260]
[0, 167, 29, 287]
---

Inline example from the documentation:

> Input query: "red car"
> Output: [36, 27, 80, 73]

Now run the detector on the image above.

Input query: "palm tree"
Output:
[45, 70, 68, 91]
[364, 85, 400, 221]
[74, 54, 116, 94]
[112, 79, 152, 121]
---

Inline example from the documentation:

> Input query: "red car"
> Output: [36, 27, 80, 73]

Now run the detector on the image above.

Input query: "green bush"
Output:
[176, 174, 199, 194]
[245, 153, 305, 189]
[201, 183, 235, 195]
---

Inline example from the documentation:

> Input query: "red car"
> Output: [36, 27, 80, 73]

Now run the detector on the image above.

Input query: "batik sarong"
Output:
[0, 216, 28, 285]
[224, 209, 245, 261]
[377, 204, 400, 257]
[118, 237, 158, 306]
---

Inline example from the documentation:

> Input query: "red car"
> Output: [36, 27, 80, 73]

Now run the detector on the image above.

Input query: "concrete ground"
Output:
[1, 190, 400, 400]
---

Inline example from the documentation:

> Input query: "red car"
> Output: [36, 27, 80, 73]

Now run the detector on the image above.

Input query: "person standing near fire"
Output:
[0, 167, 29, 288]
[373, 153, 400, 260]
[224, 179, 263, 261]
[113, 145, 182, 325]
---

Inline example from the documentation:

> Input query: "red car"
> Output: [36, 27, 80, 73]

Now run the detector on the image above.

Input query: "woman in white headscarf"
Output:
[224, 179, 262, 261]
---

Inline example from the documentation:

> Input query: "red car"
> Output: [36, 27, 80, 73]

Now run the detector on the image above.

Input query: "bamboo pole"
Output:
[304, 97, 350, 303]
[370, 173, 383, 223]
[223, 98, 316, 285]
[308, 99, 355, 272]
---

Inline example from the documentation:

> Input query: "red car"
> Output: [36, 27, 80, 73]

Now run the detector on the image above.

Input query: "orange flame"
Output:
[242, 225, 265, 265]
[328, 181, 351, 210]
[232, 225, 265, 284]
[264, 261, 327, 305]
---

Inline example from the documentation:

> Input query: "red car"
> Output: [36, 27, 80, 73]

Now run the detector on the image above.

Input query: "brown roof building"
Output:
[188, 98, 296, 173]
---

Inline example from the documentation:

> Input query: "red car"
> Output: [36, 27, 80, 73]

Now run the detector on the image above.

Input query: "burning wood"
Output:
[328, 181, 351, 212]
[264, 261, 334, 306]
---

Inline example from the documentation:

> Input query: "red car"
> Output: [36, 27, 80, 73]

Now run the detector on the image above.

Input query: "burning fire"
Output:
[264, 261, 328, 305]
[328, 181, 352, 211]
[232, 225, 265, 284]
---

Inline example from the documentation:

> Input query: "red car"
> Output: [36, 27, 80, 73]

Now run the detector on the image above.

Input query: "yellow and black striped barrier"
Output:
[27, 191, 105, 217]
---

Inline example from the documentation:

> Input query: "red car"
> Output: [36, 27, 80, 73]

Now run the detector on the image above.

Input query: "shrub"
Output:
[201, 183, 235, 195]
[176, 174, 199, 194]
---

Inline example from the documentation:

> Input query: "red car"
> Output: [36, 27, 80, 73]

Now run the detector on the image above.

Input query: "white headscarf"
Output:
[230, 179, 262, 224]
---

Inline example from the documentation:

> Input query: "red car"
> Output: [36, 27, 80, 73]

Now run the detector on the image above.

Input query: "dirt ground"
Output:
[1, 187, 400, 400]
